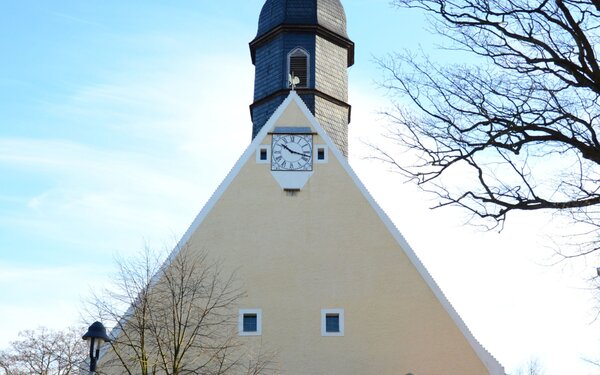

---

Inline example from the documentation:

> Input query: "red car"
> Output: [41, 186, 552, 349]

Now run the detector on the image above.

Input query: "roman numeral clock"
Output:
[269, 127, 315, 190]
[272, 133, 313, 171]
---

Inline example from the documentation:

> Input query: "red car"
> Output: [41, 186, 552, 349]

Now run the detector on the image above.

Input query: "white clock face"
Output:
[271, 134, 313, 171]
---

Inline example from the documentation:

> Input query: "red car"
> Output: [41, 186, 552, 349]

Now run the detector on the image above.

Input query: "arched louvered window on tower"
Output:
[288, 48, 309, 88]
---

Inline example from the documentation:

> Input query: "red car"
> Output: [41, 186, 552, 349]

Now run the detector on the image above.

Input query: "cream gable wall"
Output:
[150, 92, 504, 374]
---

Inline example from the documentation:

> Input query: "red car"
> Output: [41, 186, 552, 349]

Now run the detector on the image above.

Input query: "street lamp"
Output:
[82, 321, 111, 375]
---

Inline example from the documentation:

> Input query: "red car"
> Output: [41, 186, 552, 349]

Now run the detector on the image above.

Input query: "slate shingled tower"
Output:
[249, 0, 354, 156]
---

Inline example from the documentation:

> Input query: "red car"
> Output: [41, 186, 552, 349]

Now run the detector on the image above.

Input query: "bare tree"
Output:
[0, 327, 87, 375]
[514, 358, 545, 375]
[584, 357, 600, 370]
[0, 351, 22, 375]
[375, 0, 600, 258]
[88, 246, 276, 375]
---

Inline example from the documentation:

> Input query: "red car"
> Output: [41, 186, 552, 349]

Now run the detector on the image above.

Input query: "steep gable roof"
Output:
[167, 91, 504, 374]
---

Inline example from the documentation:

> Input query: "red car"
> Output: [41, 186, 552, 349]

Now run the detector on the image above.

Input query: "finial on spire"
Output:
[288, 73, 300, 91]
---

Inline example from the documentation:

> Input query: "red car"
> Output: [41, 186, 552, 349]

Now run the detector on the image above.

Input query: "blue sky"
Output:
[1, 1, 599, 374]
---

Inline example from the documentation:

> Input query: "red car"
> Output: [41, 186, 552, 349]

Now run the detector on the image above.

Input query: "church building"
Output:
[100, 1, 505, 374]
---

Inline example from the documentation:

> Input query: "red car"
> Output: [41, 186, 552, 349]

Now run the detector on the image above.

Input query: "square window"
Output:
[325, 314, 339, 333]
[239, 309, 262, 336]
[321, 309, 344, 336]
[243, 314, 257, 332]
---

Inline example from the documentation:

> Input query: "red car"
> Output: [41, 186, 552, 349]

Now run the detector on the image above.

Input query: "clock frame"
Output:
[271, 133, 314, 171]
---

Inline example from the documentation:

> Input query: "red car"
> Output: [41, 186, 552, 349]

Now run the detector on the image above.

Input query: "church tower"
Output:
[249, 0, 354, 157]
[99, 2, 505, 374]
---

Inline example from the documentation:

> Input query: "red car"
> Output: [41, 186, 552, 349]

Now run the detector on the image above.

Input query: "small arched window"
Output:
[288, 48, 309, 88]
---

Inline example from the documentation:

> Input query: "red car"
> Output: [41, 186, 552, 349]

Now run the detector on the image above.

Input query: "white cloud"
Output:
[0, 139, 196, 253]
[0, 262, 109, 346]
[0, 50, 260, 254]
[0, 49, 263, 347]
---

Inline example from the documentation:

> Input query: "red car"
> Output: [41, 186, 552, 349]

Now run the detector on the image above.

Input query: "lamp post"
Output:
[82, 321, 111, 375]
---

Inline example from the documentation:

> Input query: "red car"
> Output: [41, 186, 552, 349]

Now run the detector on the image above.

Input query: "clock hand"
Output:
[281, 144, 310, 158]
[281, 144, 294, 153]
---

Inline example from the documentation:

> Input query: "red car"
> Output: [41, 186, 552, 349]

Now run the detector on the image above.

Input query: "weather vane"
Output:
[288, 73, 300, 90]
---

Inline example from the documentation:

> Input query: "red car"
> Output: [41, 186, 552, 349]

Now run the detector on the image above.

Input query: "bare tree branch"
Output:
[0, 327, 86, 375]
[87, 245, 277, 375]
[376, 0, 600, 257]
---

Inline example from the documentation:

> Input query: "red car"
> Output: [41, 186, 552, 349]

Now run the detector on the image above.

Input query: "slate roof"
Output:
[256, 0, 348, 38]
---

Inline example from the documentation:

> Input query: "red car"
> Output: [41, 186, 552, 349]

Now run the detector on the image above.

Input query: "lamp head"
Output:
[82, 321, 111, 344]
